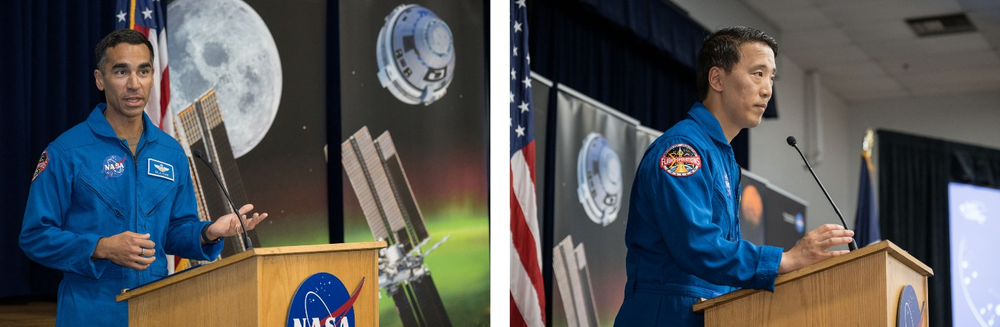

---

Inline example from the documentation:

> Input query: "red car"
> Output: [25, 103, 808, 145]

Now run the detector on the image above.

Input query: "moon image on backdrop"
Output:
[167, 0, 282, 159]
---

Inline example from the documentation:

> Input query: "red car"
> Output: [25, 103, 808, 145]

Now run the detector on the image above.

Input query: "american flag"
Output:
[116, 0, 172, 136]
[510, 0, 545, 326]
[116, 0, 177, 273]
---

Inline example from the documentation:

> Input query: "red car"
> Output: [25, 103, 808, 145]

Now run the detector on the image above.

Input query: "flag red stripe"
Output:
[521, 141, 536, 184]
[133, 24, 150, 37]
[159, 67, 170, 129]
[510, 159, 546, 323]
[510, 293, 529, 327]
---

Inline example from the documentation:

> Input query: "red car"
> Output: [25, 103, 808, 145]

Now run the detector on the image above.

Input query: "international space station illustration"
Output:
[554, 235, 600, 327]
[342, 126, 452, 327]
[173, 88, 259, 256]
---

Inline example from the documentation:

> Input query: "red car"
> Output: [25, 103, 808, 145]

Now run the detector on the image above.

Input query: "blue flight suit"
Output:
[20, 104, 224, 327]
[614, 103, 782, 326]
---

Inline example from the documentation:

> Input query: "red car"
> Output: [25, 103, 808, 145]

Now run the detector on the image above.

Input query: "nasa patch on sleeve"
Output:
[660, 143, 701, 177]
[32, 150, 49, 183]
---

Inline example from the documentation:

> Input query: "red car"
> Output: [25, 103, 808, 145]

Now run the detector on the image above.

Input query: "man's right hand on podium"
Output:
[777, 224, 854, 274]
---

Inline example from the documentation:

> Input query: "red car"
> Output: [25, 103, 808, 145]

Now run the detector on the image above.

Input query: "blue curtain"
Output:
[0, 0, 117, 299]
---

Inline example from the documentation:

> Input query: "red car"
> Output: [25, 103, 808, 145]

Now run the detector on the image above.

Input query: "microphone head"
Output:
[191, 149, 205, 159]
[786, 136, 797, 146]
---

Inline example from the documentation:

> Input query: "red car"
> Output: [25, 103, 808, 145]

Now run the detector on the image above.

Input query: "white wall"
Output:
[848, 91, 1000, 150]
[752, 57, 857, 236]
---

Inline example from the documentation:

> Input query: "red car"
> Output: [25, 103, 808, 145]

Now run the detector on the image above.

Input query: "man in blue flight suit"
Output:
[20, 29, 269, 326]
[614, 27, 856, 326]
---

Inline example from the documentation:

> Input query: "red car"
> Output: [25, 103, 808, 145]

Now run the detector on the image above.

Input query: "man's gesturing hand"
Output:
[778, 224, 855, 274]
[203, 203, 269, 243]
[92, 231, 156, 270]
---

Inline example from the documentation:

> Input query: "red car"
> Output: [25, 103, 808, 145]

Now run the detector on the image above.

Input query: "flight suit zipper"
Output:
[121, 138, 148, 285]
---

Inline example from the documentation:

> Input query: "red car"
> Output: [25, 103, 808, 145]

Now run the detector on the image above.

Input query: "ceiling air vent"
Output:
[906, 13, 976, 37]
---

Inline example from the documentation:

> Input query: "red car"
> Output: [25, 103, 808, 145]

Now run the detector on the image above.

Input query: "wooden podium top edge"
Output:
[692, 240, 933, 312]
[116, 241, 387, 302]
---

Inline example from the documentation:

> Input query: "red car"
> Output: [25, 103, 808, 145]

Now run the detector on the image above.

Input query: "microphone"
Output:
[191, 149, 253, 251]
[786, 136, 858, 251]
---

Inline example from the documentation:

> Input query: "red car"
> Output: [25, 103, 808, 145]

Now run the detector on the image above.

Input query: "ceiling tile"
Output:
[782, 45, 870, 69]
[825, 76, 904, 95]
[817, 61, 888, 79]
[878, 51, 1000, 75]
[734, 0, 1000, 101]
[765, 8, 835, 30]
[840, 21, 917, 44]
[956, 0, 1000, 11]
[781, 28, 852, 49]
[967, 9, 1000, 27]
[819, 0, 962, 26]
[840, 89, 912, 103]
[857, 33, 991, 59]
[897, 67, 1000, 88]
[743, 0, 815, 13]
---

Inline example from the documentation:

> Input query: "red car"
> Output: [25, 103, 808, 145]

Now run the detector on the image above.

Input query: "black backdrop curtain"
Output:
[0, 0, 118, 299]
[878, 130, 1000, 327]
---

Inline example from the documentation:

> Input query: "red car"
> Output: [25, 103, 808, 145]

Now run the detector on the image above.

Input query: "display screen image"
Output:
[949, 182, 1000, 327]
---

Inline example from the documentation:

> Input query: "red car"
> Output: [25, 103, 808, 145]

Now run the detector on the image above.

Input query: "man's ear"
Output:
[94, 69, 104, 91]
[708, 66, 725, 93]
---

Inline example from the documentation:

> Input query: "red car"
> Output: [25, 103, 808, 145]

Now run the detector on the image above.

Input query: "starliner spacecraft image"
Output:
[342, 126, 452, 327]
[376, 4, 455, 106]
[577, 132, 623, 226]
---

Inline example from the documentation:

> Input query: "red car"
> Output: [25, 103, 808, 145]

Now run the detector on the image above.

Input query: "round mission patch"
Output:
[32, 150, 49, 182]
[660, 143, 701, 177]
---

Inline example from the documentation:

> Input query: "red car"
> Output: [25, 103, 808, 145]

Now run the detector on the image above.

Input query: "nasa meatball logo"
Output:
[287, 273, 364, 327]
[102, 155, 126, 179]
[660, 144, 701, 177]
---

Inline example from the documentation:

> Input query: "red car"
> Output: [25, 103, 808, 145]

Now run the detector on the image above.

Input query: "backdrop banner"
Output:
[338, 1, 488, 326]
[552, 85, 638, 327]
[167, 0, 330, 249]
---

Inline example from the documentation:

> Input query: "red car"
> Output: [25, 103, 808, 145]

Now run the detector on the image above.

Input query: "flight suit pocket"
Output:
[74, 172, 130, 231]
[140, 178, 176, 218]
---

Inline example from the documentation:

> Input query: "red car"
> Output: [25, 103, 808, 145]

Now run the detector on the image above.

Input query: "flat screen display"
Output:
[949, 182, 1000, 327]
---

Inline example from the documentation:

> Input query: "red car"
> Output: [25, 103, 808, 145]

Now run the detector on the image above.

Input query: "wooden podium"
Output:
[117, 241, 386, 326]
[693, 240, 933, 326]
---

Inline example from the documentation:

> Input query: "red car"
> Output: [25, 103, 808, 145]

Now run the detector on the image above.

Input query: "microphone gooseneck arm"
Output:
[191, 149, 253, 251]
[786, 136, 858, 251]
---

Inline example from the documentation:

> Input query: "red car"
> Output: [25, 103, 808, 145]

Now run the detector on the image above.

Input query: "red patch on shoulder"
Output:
[32, 150, 49, 182]
[660, 144, 701, 177]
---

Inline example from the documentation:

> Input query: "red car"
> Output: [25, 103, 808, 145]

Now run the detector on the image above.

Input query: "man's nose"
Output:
[126, 72, 140, 89]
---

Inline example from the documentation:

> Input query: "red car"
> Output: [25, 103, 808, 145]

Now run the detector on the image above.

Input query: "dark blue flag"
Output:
[853, 152, 881, 246]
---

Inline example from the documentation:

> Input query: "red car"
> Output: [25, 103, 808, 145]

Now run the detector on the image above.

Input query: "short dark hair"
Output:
[95, 29, 154, 72]
[696, 26, 778, 100]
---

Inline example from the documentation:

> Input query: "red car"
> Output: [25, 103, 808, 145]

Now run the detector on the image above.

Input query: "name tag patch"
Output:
[148, 158, 174, 181]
